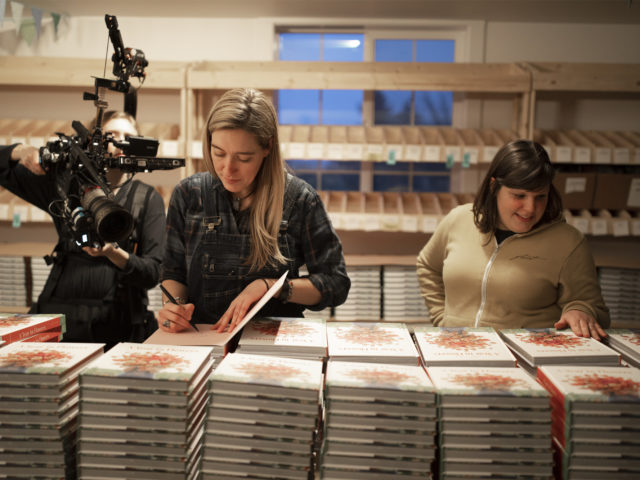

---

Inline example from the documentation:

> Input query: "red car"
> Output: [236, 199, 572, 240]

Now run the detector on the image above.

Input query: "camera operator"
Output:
[0, 111, 166, 348]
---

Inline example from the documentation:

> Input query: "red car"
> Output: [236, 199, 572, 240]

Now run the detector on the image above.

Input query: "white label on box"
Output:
[343, 213, 363, 231]
[422, 216, 439, 233]
[424, 146, 441, 162]
[627, 178, 640, 208]
[307, 143, 324, 159]
[572, 218, 590, 234]
[404, 145, 421, 161]
[10, 136, 27, 145]
[366, 144, 383, 161]
[28, 136, 45, 148]
[630, 219, 640, 236]
[463, 147, 479, 165]
[483, 146, 498, 163]
[327, 144, 343, 160]
[444, 146, 461, 163]
[288, 142, 306, 158]
[161, 140, 179, 157]
[590, 218, 608, 236]
[0, 204, 9, 220]
[345, 144, 363, 159]
[29, 206, 48, 222]
[380, 214, 400, 230]
[595, 147, 612, 164]
[190, 140, 203, 158]
[13, 205, 29, 221]
[612, 219, 630, 237]
[613, 148, 630, 164]
[565, 177, 587, 194]
[363, 215, 379, 231]
[328, 212, 343, 229]
[402, 215, 419, 232]
[555, 146, 572, 163]
[574, 147, 591, 164]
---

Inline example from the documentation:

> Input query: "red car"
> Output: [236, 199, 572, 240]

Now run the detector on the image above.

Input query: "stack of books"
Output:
[327, 322, 421, 365]
[320, 360, 437, 480]
[604, 329, 640, 368]
[428, 366, 553, 478]
[30, 256, 52, 305]
[0, 256, 26, 308]
[201, 352, 323, 480]
[599, 266, 640, 328]
[77, 342, 215, 480]
[0, 313, 65, 346]
[334, 266, 381, 321]
[499, 328, 621, 375]
[0, 342, 104, 478]
[236, 317, 327, 360]
[537, 365, 640, 479]
[413, 326, 517, 367]
[382, 265, 429, 322]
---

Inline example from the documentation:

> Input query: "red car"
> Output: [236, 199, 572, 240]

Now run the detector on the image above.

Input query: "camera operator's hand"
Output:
[11, 144, 45, 175]
[82, 243, 130, 270]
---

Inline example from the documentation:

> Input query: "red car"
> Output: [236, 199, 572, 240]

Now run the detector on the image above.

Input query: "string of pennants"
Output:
[0, 0, 66, 45]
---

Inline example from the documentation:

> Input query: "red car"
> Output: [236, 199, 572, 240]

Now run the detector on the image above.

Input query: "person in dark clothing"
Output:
[0, 111, 165, 348]
[159, 87, 350, 333]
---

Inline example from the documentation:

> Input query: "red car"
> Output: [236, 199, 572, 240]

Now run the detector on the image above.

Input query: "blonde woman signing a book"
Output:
[417, 140, 610, 340]
[158, 88, 350, 333]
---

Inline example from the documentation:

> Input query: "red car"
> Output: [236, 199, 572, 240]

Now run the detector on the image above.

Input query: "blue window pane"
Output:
[320, 160, 361, 170]
[373, 175, 409, 192]
[297, 173, 318, 188]
[414, 162, 450, 172]
[375, 39, 412, 62]
[413, 175, 450, 192]
[287, 160, 319, 170]
[278, 90, 319, 125]
[279, 33, 321, 61]
[324, 34, 364, 62]
[322, 90, 363, 125]
[415, 91, 453, 125]
[322, 174, 360, 191]
[373, 162, 410, 172]
[374, 91, 411, 125]
[416, 39, 455, 62]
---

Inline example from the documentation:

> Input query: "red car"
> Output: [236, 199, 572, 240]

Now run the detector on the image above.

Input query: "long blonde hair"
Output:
[201, 88, 287, 271]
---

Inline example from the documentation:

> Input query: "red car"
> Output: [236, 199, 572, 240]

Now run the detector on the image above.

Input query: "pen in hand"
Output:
[159, 284, 199, 332]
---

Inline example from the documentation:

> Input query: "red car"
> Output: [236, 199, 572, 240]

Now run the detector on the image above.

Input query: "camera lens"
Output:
[81, 187, 134, 243]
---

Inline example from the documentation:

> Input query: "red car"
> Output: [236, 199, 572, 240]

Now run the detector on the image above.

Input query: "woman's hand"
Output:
[11, 144, 45, 174]
[157, 302, 196, 333]
[212, 279, 270, 333]
[554, 309, 607, 341]
[82, 243, 129, 270]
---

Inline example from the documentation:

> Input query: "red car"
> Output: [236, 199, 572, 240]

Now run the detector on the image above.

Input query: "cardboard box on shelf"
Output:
[552, 172, 596, 210]
[592, 173, 640, 211]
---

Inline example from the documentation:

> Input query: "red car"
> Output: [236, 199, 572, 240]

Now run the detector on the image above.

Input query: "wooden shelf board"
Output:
[525, 62, 640, 92]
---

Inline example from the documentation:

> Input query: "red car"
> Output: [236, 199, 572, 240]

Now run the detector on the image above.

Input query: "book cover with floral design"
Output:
[238, 317, 327, 349]
[413, 327, 517, 367]
[605, 329, 640, 361]
[0, 313, 65, 344]
[427, 366, 549, 397]
[325, 360, 434, 393]
[499, 328, 621, 365]
[0, 342, 104, 384]
[326, 322, 419, 363]
[80, 342, 213, 382]
[210, 352, 323, 393]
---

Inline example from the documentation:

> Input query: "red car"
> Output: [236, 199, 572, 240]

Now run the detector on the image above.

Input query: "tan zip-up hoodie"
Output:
[416, 204, 610, 329]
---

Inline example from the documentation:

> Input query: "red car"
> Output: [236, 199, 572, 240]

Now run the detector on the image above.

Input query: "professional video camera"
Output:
[39, 14, 184, 249]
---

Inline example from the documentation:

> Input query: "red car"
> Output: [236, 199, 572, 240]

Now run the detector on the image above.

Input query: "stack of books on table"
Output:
[0, 313, 65, 347]
[604, 329, 640, 368]
[236, 317, 327, 360]
[599, 266, 640, 328]
[428, 366, 553, 479]
[537, 365, 640, 480]
[77, 342, 215, 480]
[498, 328, 621, 375]
[413, 326, 517, 367]
[382, 265, 429, 322]
[0, 256, 26, 308]
[327, 322, 421, 365]
[334, 266, 381, 321]
[320, 360, 437, 480]
[201, 352, 323, 480]
[30, 256, 52, 305]
[0, 342, 104, 479]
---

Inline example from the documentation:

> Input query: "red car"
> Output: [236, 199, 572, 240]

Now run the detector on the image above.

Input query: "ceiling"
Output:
[24, 0, 640, 25]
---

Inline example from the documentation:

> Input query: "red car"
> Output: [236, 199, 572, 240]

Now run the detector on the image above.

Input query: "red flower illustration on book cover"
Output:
[350, 367, 413, 387]
[450, 373, 527, 391]
[425, 330, 492, 350]
[112, 352, 187, 374]
[517, 331, 586, 349]
[569, 373, 640, 397]
[251, 319, 314, 337]
[335, 325, 401, 346]
[624, 333, 640, 347]
[238, 361, 304, 382]
[0, 349, 72, 368]
[0, 314, 33, 328]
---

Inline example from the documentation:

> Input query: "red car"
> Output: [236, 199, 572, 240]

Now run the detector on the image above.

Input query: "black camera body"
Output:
[39, 14, 184, 249]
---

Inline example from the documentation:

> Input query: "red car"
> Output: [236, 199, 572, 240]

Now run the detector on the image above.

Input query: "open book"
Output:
[144, 271, 288, 347]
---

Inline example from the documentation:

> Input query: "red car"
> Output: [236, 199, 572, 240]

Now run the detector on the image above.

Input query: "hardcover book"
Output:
[326, 322, 420, 365]
[604, 329, 640, 368]
[0, 313, 65, 345]
[413, 326, 517, 367]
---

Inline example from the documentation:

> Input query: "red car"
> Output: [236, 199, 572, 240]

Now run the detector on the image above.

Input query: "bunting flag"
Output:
[2, 0, 66, 44]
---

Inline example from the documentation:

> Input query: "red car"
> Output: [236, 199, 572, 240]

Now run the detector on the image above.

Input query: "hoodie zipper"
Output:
[474, 239, 501, 328]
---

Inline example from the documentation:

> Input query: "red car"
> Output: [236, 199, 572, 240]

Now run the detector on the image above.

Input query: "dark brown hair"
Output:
[472, 139, 563, 234]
